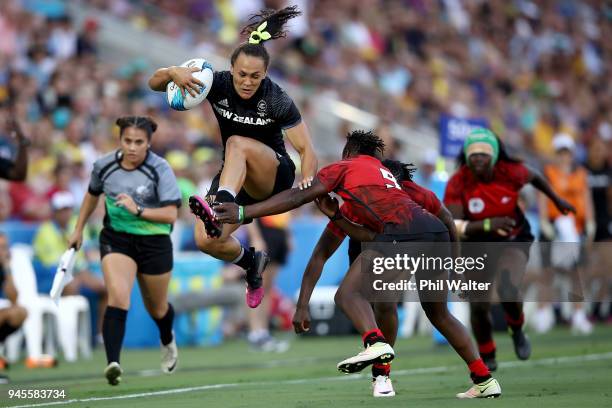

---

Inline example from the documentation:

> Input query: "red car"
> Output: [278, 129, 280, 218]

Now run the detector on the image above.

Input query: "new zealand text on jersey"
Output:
[213, 104, 275, 126]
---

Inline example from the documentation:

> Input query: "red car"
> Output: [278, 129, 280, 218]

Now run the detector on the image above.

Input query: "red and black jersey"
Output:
[317, 155, 445, 236]
[444, 161, 531, 237]
[327, 179, 443, 239]
[401, 180, 442, 215]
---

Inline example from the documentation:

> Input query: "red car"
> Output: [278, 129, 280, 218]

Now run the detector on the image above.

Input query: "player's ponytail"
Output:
[116, 116, 158, 141]
[382, 159, 416, 182]
[242, 5, 301, 45]
[230, 5, 302, 70]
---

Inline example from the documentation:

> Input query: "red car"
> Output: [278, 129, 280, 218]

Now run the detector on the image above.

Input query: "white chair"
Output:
[57, 296, 92, 362]
[9, 244, 92, 362]
[9, 244, 59, 363]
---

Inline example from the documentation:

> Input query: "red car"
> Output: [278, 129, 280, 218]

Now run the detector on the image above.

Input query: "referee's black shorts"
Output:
[100, 228, 173, 275]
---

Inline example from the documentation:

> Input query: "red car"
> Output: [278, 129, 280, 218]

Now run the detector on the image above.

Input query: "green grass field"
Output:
[1, 326, 611, 408]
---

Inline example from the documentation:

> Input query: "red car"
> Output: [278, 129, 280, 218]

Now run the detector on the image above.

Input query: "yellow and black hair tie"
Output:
[248, 21, 272, 44]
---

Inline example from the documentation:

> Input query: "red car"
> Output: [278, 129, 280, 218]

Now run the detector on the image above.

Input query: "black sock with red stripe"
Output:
[372, 363, 391, 378]
[478, 340, 496, 361]
[468, 359, 491, 384]
[362, 328, 386, 348]
[505, 312, 525, 333]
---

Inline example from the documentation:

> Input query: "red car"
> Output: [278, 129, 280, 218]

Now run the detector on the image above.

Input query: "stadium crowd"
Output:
[92, 0, 612, 156]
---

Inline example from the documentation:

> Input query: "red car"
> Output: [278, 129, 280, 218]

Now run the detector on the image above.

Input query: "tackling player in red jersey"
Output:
[444, 128, 575, 372]
[216, 131, 502, 399]
[291, 159, 456, 397]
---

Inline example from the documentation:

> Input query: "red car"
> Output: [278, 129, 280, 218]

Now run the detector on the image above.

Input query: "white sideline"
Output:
[7, 351, 612, 408]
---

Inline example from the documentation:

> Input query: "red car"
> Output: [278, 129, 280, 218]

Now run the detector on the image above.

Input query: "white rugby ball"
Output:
[166, 58, 214, 111]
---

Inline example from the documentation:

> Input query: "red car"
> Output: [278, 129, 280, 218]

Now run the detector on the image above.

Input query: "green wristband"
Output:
[483, 218, 491, 232]
[238, 206, 245, 223]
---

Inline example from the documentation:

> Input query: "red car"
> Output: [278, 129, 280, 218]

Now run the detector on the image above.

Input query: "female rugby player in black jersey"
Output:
[148, 6, 317, 309]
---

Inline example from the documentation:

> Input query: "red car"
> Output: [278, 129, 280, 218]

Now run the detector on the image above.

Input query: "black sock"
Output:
[481, 350, 496, 361]
[103, 306, 127, 364]
[471, 372, 492, 384]
[153, 303, 175, 346]
[0, 322, 20, 342]
[234, 246, 255, 271]
[215, 190, 236, 203]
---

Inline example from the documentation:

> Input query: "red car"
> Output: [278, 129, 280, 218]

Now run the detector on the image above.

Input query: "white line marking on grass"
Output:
[7, 351, 612, 408]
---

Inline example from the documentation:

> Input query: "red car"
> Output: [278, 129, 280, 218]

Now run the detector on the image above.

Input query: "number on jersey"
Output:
[380, 168, 401, 190]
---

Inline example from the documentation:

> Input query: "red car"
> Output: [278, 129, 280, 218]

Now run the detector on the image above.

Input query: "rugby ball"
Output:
[166, 58, 214, 111]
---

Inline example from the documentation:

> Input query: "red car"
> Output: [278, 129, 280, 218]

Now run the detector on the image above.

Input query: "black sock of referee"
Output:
[103, 306, 127, 364]
[153, 303, 175, 346]
[0, 322, 20, 342]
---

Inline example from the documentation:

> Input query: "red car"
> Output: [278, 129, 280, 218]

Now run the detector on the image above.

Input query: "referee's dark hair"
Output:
[116, 116, 158, 140]
[342, 130, 386, 159]
[230, 5, 302, 70]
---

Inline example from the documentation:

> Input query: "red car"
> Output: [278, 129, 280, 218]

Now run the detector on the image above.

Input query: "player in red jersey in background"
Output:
[216, 131, 502, 399]
[444, 128, 575, 371]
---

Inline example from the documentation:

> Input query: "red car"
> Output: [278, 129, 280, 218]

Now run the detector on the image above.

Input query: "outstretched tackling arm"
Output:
[214, 179, 328, 223]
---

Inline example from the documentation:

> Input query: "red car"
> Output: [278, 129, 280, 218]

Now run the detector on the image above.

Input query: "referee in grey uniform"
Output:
[68, 116, 182, 386]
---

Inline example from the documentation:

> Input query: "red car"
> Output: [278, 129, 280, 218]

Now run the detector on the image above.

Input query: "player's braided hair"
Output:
[116, 116, 158, 140]
[342, 130, 386, 158]
[230, 5, 302, 70]
[382, 159, 416, 182]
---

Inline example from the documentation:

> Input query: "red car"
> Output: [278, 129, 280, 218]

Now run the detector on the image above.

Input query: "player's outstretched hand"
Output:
[555, 198, 576, 215]
[169, 66, 205, 98]
[298, 176, 314, 190]
[214, 202, 240, 223]
[314, 194, 339, 218]
[292, 307, 311, 334]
